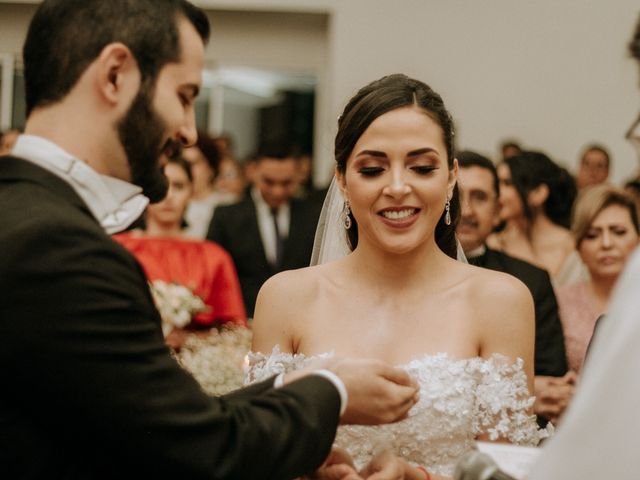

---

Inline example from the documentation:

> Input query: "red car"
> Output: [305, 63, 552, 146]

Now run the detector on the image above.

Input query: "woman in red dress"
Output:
[114, 156, 247, 347]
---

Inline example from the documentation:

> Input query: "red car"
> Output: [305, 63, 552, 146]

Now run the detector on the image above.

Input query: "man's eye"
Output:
[358, 167, 384, 177]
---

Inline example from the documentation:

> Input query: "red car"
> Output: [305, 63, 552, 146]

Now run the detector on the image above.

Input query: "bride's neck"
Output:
[350, 238, 446, 287]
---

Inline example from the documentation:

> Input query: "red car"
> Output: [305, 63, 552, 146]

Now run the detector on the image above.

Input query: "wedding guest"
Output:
[456, 150, 572, 425]
[499, 139, 522, 161]
[114, 156, 247, 349]
[214, 156, 247, 198]
[557, 184, 639, 373]
[576, 144, 610, 190]
[488, 151, 586, 286]
[249, 74, 546, 479]
[0, 2, 419, 478]
[208, 146, 323, 316]
[182, 131, 237, 239]
[530, 21, 640, 478]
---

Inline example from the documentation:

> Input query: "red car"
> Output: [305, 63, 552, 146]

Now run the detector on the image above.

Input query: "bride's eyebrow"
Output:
[355, 149, 387, 158]
[407, 148, 439, 158]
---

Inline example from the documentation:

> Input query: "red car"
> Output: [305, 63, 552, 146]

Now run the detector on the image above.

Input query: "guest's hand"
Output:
[330, 358, 419, 425]
[307, 447, 363, 480]
[534, 371, 577, 424]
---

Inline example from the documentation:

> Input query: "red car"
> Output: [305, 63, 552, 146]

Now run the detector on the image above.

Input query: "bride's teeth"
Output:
[382, 209, 416, 220]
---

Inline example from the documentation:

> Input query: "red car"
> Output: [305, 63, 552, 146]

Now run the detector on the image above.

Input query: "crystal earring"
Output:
[343, 201, 352, 230]
[444, 199, 451, 226]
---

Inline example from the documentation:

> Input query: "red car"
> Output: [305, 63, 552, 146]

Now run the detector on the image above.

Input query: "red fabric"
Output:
[114, 233, 247, 327]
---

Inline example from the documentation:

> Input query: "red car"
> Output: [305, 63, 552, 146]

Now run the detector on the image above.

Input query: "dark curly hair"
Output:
[334, 74, 459, 258]
[504, 151, 577, 229]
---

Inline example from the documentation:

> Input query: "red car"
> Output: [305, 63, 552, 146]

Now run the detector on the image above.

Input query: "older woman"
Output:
[557, 185, 640, 374]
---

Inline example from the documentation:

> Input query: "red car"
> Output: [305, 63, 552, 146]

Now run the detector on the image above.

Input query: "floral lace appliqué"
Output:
[247, 348, 550, 476]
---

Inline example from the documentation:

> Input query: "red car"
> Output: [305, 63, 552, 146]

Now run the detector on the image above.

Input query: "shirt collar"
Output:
[12, 134, 148, 234]
[466, 244, 487, 259]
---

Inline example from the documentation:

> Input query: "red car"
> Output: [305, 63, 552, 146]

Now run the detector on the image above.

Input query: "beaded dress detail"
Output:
[246, 347, 550, 476]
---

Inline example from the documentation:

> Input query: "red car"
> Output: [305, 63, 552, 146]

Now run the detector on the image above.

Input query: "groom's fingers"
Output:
[375, 363, 418, 389]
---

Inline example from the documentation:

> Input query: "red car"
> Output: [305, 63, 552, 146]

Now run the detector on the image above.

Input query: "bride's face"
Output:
[337, 106, 456, 255]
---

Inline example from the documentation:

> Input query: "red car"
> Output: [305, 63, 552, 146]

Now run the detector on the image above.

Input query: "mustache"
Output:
[458, 217, 478, 229]
[162, 139, 183, 160]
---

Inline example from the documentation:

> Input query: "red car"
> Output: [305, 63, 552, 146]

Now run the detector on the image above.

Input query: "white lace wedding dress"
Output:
[247, 347, 549, 476]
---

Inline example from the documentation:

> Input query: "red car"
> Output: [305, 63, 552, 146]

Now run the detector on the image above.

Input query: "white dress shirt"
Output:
[11, 134, 148, 234]
[251, 187, 290, 265]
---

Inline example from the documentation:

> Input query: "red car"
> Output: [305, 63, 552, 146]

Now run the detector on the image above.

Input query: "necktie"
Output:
[271, 208, 284, 270]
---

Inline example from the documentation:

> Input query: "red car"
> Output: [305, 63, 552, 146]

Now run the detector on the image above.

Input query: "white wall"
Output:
[2, 0, 639, 184]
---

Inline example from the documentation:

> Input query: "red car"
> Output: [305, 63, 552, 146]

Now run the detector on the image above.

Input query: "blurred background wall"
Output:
[1, 0, 638, 185]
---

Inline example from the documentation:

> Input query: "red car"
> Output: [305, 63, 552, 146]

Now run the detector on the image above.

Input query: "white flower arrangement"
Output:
[175, 326, 253, 396]
[149, 280, 207, 336]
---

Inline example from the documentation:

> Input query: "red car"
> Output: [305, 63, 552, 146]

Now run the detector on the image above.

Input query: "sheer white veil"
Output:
[310, 176, 468, 266]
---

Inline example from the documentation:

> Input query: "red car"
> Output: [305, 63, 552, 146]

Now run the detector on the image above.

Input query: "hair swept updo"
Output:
[334, 73, 459, 258]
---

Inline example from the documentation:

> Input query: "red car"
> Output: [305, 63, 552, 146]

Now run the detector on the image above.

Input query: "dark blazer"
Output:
[469, 247, 568, 377]
[207, 196, 322, 317]
[0, 156, 339, 479]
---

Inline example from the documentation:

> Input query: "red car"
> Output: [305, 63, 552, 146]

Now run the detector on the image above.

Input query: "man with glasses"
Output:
[456, 151, 570, 425]
[529, 15, 640, 479]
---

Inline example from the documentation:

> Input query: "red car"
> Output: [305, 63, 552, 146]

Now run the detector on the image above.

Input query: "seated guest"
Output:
[183, 131, 238, 239]
[488, 151, 586, 286]
[576, 143, 611, 190]
[557, 184, 639, 373]
[456, 150, 571, 425]
[115, 157, 247, 348]
[207, 146, 322, 317]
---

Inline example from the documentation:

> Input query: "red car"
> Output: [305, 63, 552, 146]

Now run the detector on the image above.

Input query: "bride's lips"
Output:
[377, 207, 421, 228]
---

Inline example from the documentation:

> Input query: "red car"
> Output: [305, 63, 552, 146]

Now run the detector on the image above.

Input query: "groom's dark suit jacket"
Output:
[469, 247, 568, 377]
[0, 156, 340, 479]
[207, 196, 322, 317]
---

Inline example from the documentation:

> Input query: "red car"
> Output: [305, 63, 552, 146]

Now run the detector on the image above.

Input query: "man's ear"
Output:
[93, 43, 140, 107]
[528, 184, 549, 208]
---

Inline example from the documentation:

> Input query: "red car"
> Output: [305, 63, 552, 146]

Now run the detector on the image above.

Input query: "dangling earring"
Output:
[343, 201, 352, 230]
[444, 199, 451, 226]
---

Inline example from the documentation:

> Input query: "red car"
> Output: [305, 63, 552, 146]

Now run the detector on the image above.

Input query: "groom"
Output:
[0, 1, 419, 478]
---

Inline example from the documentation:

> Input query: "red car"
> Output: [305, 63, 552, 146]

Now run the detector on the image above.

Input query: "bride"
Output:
[248, 74, 545, 479]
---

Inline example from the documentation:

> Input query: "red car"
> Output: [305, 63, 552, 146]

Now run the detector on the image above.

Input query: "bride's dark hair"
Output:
[334, 73, 459, 258]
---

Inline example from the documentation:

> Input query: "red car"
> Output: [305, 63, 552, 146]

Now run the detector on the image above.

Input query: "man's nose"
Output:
[178, 112, 198, 148]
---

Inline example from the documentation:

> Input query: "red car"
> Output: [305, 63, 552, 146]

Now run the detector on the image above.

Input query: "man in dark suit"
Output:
[0, 2, 418, 478]
[456, 151, 573, 424]
[208, 148, 322, 317]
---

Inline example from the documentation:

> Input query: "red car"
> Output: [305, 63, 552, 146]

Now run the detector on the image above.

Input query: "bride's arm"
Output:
[478, 271, 536, 396]
[251, 270, 304, 355]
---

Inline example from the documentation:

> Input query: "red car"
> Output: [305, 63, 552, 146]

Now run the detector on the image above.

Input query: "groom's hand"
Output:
[330, 358, 419, 425]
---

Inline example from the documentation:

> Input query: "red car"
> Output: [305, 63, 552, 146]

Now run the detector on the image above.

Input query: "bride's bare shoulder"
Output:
[255, 262, 340, 314]
[462, 262, 532, 313]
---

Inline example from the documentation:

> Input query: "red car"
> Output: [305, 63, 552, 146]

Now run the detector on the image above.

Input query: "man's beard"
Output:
[117, 84, 182, 203]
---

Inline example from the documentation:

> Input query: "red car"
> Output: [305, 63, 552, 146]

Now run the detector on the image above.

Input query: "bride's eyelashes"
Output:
[358, 166, 385, 177]
[411, 165, 438, 175]
[357, 165, 439, 177]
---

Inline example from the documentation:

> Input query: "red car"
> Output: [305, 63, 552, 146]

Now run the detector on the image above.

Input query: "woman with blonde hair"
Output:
[557, 184, 639, 374]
